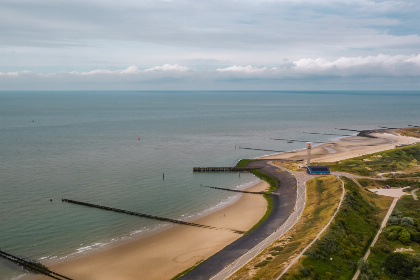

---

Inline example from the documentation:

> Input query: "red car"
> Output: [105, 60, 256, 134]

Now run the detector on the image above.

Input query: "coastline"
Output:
[31, 181, 269, 280]
[30, 129, 419, 280]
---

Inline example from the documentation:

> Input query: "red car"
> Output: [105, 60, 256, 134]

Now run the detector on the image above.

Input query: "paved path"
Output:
[412, 188, 418, 200]
[180, 160, 297, 280]
[276, 176, 346, 279]
[352, 197, 399, 280]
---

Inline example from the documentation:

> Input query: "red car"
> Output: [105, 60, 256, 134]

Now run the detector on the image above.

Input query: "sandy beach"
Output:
[31, 130, 419, 280]
[262, 130, 420, 163]
[32, 182, 269, 280]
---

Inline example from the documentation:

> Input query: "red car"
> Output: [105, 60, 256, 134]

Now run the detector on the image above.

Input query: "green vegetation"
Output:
[171, 261, 203, 280]
[282, 177, 387, 280]
[229, 176, 343, 280]
[273, 160, 302, 172]
[251, 169, 278, 193]
[325, 143, 420, 177]
[236, 159, 258, 168]
[245, 168, 277, 234]
[246, 194, 274, 234]
[364, 195, 420, 280]
[397, 127, 420, 139]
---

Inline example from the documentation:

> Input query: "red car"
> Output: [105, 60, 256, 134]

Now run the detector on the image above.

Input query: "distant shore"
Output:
[31, 129, 419, 280]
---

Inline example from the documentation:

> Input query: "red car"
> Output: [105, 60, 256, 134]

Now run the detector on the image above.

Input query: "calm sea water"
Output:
[1, 91, 419, 279]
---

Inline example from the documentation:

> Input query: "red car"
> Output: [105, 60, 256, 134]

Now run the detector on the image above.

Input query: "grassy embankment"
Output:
[171, 159, 277, 279]
[325, 143, 420, 178]
[229, 176, 344, 280]
[236, 159, 278, 233]
[234, 139, 420, 279]
[279, 177, 391, 280]
[361, 195, 420, 280]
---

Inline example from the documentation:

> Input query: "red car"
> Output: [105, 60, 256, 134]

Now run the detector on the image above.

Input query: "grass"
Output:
[236, 159, 259, 168]
[272, 161, 302, 172]
[363, 195, 420, 280]
[281, 177, 392, 280]
[397, 127, 420, 138]
[229, 176, 343, 280]
[170, 260, 203, 280]
[246, 194, 274, 234]
[244, 168, 278, 234]
[250, 169, 278, 193]
[323, 143, 420, 177]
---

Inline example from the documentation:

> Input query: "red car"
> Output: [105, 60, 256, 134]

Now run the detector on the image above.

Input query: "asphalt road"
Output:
[180, 160, 297, 280]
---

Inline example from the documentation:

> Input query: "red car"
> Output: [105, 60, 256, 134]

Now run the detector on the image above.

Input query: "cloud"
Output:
[216, 65, 271, 73]
[1, 0, 420, 73]
[292, 54, 420, 76]
[1, 55, 420, 91]
[144, 64, 189, 72]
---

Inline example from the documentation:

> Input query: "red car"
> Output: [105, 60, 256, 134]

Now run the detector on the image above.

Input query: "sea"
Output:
[1, 91, 419, 279]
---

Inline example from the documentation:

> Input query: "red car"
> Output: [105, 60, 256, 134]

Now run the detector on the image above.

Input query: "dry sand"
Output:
[262, 131, 419, 163]
[32, 182, 269, 280]
[368, 187, 410, 198]
[31, 130, 419, 280]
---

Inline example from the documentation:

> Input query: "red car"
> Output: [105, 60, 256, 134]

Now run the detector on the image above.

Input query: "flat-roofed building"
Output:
[307, 166, 331, 175]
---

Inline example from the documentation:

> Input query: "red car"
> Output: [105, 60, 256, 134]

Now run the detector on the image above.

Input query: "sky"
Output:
[1, 0, 420, 91]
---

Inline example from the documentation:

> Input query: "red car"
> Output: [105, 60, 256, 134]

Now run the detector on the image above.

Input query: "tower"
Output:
[307, 142, 311, 166]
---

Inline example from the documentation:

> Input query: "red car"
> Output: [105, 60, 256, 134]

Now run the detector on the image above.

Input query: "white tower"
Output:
[307, 142, 311, 166]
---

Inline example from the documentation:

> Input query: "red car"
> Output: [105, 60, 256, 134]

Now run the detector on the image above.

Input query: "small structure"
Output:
[307, 166, 331, 175]
[307, 142, 311, 166]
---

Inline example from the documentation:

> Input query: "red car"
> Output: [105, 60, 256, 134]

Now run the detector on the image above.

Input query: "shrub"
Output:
[411, 232, 420, 243]
[384, 226, 404, 241]
[385, 253, 413, 278]
[399, 229, 411, 244]
[401, 217, 415, 226]
[388, 216, 400, 225]
[300, 267, 312, 277]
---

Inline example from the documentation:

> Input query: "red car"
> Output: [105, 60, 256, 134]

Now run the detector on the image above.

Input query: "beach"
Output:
[32, 181, 269, 280]
[31, 130, 419, 280]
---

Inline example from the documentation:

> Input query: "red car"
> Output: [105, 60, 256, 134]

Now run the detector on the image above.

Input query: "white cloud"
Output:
[292, 54, 420, 76]
[1, 55, 420, 91]
[121, 65, 140, 74]
[144, 64, 189, 72]
[216, 65, 271, 73]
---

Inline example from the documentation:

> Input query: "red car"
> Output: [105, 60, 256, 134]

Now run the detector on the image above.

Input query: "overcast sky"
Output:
[1, 0, 420, 90]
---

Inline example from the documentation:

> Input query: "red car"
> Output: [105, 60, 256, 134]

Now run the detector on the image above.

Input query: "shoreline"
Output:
[31, 182, 269, 280]
[30, 129, 419, 280]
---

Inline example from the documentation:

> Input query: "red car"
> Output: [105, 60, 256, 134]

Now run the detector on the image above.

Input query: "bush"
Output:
[388, 216, 400, 225]
[300, 267, 312, 277]
[385, 253, 413, 278]
[411, 231, 420, 243]
[401, 217, 415, 226]
[384, 226, 404, 241]
[399, 229, 411, 244]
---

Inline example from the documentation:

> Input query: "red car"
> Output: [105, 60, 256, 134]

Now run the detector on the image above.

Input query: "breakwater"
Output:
[238, 147, 285, 153]
[193, 167, 254, 172]
[62, 199, 245, 234]
[0, 249, 72, 280]
[270, 138, 324, 143]
[201, 185, 271, 195]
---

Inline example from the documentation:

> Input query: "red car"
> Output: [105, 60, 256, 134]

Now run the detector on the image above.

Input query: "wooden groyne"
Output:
[201, 185, 272, 195]
[238, 147, 285, 153]
[303, 132, 352, 136]
[193, 167, 254, 172]
[0, 249, 72, 280]
[62, 199, 244, 234]
[270, 138, 324, 143]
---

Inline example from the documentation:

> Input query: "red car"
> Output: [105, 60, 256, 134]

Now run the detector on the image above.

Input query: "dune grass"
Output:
[324, 143, 420, 177]
[281, 177, 393, 280]
[229, 176, 343, 280]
